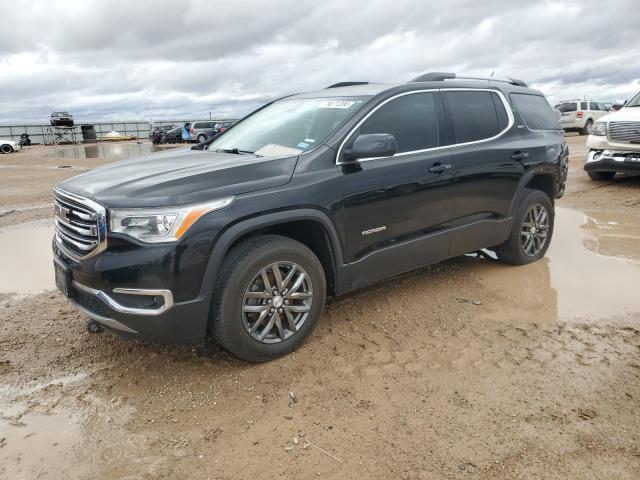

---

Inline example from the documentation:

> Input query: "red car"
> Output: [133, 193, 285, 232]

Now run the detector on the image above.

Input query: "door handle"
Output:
[511, 152, 530, 161]
[429, 163, 452, 173]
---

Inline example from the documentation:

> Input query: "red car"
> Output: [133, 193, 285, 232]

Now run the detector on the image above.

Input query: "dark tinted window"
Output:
[445, 91, 501, 143]
[580, 101, 588, 110]
[511, 93, 561, 130]
[554, 102, 577, 112]
[357, 92, 438, 153]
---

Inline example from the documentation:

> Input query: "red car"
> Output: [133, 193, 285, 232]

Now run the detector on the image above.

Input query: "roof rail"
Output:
[326, 81, 369, 88]
[409, 72, 528, 88]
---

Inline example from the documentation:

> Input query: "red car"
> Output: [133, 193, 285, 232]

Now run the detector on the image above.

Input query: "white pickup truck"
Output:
[584, 91, 640, 180]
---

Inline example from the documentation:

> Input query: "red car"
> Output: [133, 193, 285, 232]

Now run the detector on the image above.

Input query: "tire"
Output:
[495, 189, 554, 265]
[0, 144, 13, 154]
[211, 235, 327, 362]
[580, 119, 593, 136]
[587, 171, 615, 181]
[197, 134, 207, 143]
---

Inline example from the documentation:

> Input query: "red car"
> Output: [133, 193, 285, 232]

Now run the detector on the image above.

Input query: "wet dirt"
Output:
[1, 135, 640, 479]
[0, 221, 54, 296]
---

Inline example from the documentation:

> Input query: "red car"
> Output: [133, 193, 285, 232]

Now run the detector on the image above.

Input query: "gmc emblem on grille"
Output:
[54, 204, 71, 221]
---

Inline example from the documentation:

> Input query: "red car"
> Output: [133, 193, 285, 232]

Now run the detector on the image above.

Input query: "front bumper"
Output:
[53, 241, 212, 345]
[584, 149, 640, 174]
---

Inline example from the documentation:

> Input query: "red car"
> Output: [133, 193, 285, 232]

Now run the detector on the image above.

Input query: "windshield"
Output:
[554, 102, 577, 113]
[208, 97, 367, 157]
[625, 92, 640, 107]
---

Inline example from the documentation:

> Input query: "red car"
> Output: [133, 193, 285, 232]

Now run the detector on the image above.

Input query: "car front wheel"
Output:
[1, 144, 13, 154]
[211, 235, 326, 362]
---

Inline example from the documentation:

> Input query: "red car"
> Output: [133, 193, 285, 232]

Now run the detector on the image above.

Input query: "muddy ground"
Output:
[1, 137, 639, 479]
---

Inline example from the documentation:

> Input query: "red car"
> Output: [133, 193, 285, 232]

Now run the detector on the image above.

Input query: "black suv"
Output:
[53, 73, 568, 362]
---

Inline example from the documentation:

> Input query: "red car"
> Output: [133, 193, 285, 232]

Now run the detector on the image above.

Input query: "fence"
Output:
[0, 119, 231, 144]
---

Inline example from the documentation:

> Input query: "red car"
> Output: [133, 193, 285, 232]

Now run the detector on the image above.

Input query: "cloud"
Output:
[0, 0, 638, 122]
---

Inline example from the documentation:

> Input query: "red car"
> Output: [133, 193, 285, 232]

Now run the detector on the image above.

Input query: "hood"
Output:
[60, 147, 298, 208]
[600, 107, 640, 123]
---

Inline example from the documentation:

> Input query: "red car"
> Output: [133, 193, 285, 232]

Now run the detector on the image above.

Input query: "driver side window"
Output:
[351, 92, 439, 154]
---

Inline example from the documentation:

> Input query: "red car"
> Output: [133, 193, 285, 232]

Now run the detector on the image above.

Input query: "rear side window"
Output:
[444, 91, 502, 143]
[511, 94, 561, 131]
[357, 92, 438, 153]
[554, 102, 577, 112]
[581, 101, 588, 110]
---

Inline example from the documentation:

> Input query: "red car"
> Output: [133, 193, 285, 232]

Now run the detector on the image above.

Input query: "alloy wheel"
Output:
[520, 204, 549, 257]
[241, 262, 313, 344]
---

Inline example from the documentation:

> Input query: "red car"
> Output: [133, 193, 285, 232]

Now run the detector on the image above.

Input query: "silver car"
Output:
[188, 121, 218, 143]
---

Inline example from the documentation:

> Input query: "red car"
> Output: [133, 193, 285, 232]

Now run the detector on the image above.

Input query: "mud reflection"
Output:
[0, 221, 54, 295]
[471, 207, 640, 323]
[47, 142, 163, 160]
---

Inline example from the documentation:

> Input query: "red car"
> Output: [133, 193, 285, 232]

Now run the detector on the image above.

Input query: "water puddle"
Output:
[47, 142, 164, 160]
[0, 221, 54, 295]
[469, 207, 640, 323]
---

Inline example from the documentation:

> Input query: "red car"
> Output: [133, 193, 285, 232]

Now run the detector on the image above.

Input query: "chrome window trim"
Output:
[72, 281, 174, 316]
[335, 88, 514, 165]
[54, 186, 107, 261]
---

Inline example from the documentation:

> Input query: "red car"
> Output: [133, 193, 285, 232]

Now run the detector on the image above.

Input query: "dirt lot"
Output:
[1, 137, 640, 479]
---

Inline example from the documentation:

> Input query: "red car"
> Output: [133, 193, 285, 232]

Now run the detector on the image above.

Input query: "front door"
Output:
[339, 91, 454, 282]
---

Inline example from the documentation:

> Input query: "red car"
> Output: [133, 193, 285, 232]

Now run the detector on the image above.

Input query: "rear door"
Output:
[340, 91, 453, 267]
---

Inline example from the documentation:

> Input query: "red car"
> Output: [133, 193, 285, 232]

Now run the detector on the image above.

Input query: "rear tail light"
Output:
[576, 111, 584, 118]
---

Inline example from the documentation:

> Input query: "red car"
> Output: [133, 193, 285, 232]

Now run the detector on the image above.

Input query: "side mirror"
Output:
[344, 133, 397, 161]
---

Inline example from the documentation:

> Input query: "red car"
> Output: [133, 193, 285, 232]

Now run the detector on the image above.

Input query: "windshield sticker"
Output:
[318, 100, 356, 109]
[297, 142, 310, 149]
[304, 138, 315, 143]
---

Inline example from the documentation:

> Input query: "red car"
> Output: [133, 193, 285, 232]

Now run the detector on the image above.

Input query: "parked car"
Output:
[148, 124, 178, 141]
[554, 100, 609, 135]
[52, 72, 567, 362]
[0, 138, 20, 153]
[188, 121, 219, 143]
[50, 112, 74, 127]
[162, 127, 185, 144]
[584, 91, 640, 180]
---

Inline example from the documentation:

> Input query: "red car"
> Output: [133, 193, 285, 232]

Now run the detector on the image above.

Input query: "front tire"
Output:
[1, 144, 13, 154]
[211, 235, 326, 362]
[495, 189, 554, 265]
[587, 171, 615, 181]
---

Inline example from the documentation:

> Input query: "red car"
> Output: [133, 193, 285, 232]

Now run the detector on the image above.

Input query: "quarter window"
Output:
[445, 91, 502, 143]
[510, 93, 561, 131]
[581, 101, 588, 110]
[355, 92, 439, 153]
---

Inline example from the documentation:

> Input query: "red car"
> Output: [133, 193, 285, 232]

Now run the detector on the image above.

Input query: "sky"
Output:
[1, 0, 639, 124]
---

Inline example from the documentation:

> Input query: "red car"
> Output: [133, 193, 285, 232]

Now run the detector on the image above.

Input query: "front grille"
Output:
[608, 121, 640, 144]
[54, 188, 107, 260]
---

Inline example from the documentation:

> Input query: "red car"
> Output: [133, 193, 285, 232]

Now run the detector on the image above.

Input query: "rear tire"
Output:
[495, 189, 554, 265]
[197, 134, 207, 143]
[210, 235, 326, 362]
[0, 144, 13, 154]
[580, 119, 593, 136]
[587, 171, 615, 181]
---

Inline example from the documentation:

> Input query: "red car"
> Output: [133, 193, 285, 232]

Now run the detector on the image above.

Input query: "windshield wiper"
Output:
[214, 147, 261, 157]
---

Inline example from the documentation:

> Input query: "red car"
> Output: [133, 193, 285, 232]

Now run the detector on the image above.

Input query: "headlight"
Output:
[591, 122, 607, 136]
[110, 197, 233, 243]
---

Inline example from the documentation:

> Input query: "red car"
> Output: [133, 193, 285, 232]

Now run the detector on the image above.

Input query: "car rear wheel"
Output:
[211, 235, 326, 362]
[495, 189, 554, 265]
[0, 144, 13, 154]
[197, 134, 207, 143]
[587, 171, 616, 181]
[580, 119, 593, 135]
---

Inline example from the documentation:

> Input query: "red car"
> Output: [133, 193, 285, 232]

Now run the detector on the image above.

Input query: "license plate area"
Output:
[54, 259, 73, 298]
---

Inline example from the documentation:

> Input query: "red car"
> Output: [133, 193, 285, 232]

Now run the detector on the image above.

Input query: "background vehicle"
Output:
[162, 126, 185, 143]
[188, 121, 217, 143]
[0, 138, 20, 153]
[148, 124, 178, 141]
[53, 73, 567, 362]
[554, 100, 609, 135]
[50, 112, 74, 127]
[584, 91, 640, 180]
